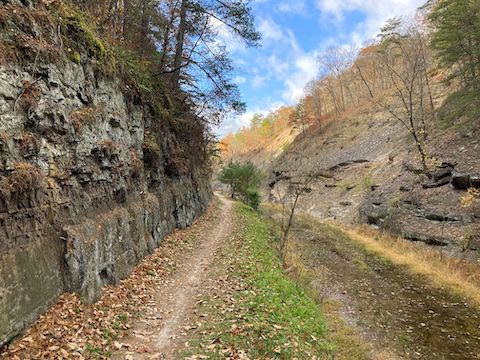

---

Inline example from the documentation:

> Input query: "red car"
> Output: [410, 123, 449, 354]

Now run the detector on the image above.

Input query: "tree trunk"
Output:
[159, 3, 177, 72]
[280, 192, 300, 257]
[138, 0, 150, 56]
[172, 0, 188, 86]
[123, 0, 132, 41]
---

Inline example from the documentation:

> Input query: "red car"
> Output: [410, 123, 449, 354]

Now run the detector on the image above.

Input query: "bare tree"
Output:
[270, 156, 315, 258]
[303, 81, 324, 123]
[372, 17, 434, 174]
[318, 46, 357, 112]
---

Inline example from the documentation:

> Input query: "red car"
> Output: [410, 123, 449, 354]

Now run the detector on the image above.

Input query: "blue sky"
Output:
[214, 0, 426, 136]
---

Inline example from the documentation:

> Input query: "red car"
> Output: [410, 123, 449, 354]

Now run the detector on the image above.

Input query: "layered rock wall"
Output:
[0, 3, 210, 346]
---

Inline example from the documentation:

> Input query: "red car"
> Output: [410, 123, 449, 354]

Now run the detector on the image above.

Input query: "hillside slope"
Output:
[224, 82, 479, 254]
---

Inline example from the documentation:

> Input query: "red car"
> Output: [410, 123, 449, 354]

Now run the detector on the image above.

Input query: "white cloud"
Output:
[216, 100, 284, 136]
[267, 55, 290, 77]
[209, 17, 246, 54]
[257, 17, 285, 43]
[233, 75, 247, 85]
[252, 75, 268, 88]
[282, 52, 319, 103]
[316, 0, 426, 42]
[277, 0, 307, 15]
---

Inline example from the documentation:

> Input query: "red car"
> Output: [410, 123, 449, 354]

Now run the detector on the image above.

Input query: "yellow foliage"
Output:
[461, 188, 480, 208]
[221, 106, 295, 158]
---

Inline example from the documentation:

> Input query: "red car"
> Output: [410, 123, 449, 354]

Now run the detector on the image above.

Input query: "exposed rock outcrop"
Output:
[265, 88, 479, 252]
[452, 173, 480, 190]
[0, 3, 210, 346]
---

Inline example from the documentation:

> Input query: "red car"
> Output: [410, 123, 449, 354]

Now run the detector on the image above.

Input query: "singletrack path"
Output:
[113, 195, 234, 360]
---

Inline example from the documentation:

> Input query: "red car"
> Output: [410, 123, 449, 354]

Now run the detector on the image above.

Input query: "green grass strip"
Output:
[182, 203, 334, 359]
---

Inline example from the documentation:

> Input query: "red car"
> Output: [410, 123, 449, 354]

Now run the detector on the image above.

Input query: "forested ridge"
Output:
[223, 0, 480, 178]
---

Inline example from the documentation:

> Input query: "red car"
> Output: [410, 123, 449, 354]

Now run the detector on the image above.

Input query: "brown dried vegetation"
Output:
[0, 5, 59, 64]
[70, 106, 98, 132]
[15, 131, 38, 154]
[16, 80, 40, 113]
[129, 148, 143, 176]
[1, 162, 46, 196]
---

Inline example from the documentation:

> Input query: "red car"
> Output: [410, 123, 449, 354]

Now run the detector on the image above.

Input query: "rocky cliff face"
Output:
[0, 2, 211, 346]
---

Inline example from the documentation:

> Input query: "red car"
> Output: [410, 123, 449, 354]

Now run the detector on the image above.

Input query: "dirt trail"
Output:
[113, 195, 233, 360]
[282, 213, 480, 360]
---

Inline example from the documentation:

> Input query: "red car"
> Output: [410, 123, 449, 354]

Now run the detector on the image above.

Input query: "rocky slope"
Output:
[0, 1, 210, 346]
[267, 94, 480, 251]
[224, 83, 479, 254]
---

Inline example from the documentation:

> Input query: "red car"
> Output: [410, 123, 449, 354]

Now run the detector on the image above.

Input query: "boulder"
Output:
[423, 165, 454, 188]
[423, 176, 452, 188]
[432, 167, 453, 181]
[359, 200, 389, 225]
[402, 231, 449, 246]
[425, 213, 460, 222]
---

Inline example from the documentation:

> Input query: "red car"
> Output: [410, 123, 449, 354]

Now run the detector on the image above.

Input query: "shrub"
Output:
[70, 105, 97, 132]
[58, 3, 107, 61]
[244, 189, 261, 210]
[17, 80, 40, 113]
[143, 132, 160, 154]
[68, 49, 81, 64]
[114, 47, 155, 93]
[218, 161, 263, 209]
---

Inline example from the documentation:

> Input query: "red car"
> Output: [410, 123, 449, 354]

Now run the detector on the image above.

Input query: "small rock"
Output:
[423, 176, 451, 188]
[470, 176, 480, 189]
[452, 174, 471, 190]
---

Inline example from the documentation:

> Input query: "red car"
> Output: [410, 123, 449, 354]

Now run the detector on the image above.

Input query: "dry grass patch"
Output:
[1, 162, 46, 196]
[341, 224, 480, 307]
[70, 106, 98, 132]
